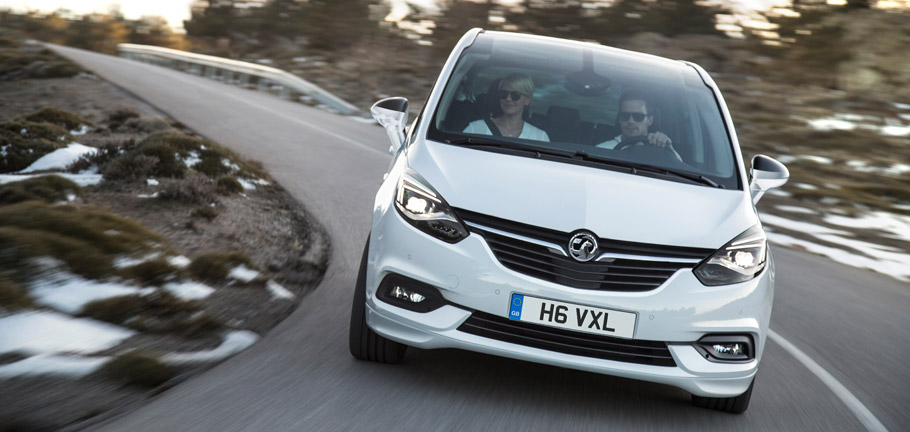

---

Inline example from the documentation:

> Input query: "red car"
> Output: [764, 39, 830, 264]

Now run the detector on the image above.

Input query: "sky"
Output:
[0, 0, 809, 31]
[0, 0, 196, 29]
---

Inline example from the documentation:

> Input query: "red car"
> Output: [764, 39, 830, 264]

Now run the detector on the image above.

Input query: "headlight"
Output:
[394, 168, 468, 243]
[694, 225, 767, 286]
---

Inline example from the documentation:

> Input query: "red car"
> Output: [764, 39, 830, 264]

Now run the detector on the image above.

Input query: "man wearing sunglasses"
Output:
[596, 90, 682, 161]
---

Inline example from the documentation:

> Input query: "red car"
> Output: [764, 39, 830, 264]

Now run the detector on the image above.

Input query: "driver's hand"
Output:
[647, 132, 672, 148]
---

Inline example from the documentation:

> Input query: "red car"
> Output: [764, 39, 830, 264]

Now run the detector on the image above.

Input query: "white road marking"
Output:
[769, 330, 888, 432]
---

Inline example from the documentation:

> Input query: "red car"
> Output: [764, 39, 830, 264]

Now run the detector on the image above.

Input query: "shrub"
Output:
[0, 202, 171, 282]
[25, 60, 83, 79]
[0, 120, 71, 142]
[99, 351, 178, 387]
[0, 175, 82, 205]
[22, 107, 93, 130]
[80, 290, 197, 324]
[120, 117, 171, 133]
[188, 251, 254, 282]
[191, 206, 218, 221]
[103, 131, 206, 180]
[0, 121, 69, 173]
[193, 150, 232, 177]
[107, 108, 139, 130]
[216, 175, 243, 195]
[68, 141, 130, 174]
[0, 275, 34, 310]
[102, 154, 160, 181]
[82, 289, 224, 338]
[158, 174, 216, 204]
[123, 259, 182, 286]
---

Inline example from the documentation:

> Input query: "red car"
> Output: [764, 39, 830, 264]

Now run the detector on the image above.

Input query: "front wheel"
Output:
[691, 379, 754, 414]
[348, 237, 407, 363]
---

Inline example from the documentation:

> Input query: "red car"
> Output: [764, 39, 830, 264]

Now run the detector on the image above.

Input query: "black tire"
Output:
[348, 237, 407, 363]
[691, 379, 754, 414]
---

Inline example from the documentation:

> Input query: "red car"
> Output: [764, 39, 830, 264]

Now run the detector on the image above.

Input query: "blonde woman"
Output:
[463, 73, 550, 141]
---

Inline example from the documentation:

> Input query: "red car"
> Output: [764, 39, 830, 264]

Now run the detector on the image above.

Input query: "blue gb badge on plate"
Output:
[509, 294, 524, 320]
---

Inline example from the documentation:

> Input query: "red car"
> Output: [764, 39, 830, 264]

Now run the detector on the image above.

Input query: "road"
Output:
[49, 45, 909, 431]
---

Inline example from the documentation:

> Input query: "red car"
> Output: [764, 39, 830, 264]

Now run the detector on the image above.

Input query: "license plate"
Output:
[508, 293, 636, 339]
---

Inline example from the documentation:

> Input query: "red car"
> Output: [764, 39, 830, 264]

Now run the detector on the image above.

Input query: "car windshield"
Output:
[428, 32, 741, 190]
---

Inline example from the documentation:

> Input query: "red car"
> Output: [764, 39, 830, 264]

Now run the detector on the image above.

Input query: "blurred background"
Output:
[1, 0, 908, 279]
[0, 1, 908, 277]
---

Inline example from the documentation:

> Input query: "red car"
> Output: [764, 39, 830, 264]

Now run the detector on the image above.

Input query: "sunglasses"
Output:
[618, 112, 648, 122]
[499, 90, 525, 101]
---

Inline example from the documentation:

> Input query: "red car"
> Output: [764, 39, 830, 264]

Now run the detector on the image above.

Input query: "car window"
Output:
[429, 33, 740, 190]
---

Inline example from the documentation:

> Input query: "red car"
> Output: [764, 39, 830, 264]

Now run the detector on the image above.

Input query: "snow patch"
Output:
[237, 178, 269, 190]
[163, 331, 259, 364]
[808, 117, 856, 131]
[183, 151, 201, 168]
[775, 155, 796, 164]
[19, 143, 98, 173]
[229, 265, 259, 282]
[70, 124, 92, 136]
[0, 173, 103, 186]
[0, 354, 109, 378]
[0, 311, 135, 356]
[775, 205, 817, 215]
[31, 276, 152, 314]
[147, 178, 159, 186]
[168, 255, 191, 268]
[801, 155, 833, 165]
[163, 281, 215, 300]
[266, 280, 295, 300]
[114, 252, 161, 269]
[137, 192, 159, 198]
[768, 232, 910, 282]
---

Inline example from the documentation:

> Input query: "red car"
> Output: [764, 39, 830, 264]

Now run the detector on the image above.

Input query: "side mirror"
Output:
[371, 97, 409, 155]
[749, 154, 789, 204]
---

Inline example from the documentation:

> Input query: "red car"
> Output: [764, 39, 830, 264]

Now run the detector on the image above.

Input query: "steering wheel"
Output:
[614, 136, 649, 151]
[615, 136, 680, 165]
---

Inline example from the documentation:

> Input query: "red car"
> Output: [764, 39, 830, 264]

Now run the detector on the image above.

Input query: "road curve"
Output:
[48, 45, 909, 432]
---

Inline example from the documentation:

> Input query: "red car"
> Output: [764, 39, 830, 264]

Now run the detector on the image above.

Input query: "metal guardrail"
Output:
[117, 43, 360, 116]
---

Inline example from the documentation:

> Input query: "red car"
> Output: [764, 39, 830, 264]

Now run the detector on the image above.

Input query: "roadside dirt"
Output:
[0, 59, 328, 430]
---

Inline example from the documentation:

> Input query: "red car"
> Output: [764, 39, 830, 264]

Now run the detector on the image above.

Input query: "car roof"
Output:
[478, 30, 696, 79]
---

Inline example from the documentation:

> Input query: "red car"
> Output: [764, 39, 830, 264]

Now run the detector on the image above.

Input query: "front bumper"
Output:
[366, 200, 773, 397]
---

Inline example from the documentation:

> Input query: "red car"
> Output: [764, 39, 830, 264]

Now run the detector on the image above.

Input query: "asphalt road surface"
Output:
[49, 45, 908, 431]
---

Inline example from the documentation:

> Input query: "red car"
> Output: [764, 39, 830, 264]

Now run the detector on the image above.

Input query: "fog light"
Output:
[713, 343, 743, 356]
[376, 273, 446, 313]
[392, 286, 425, 303]
[694, 335, 754, 362]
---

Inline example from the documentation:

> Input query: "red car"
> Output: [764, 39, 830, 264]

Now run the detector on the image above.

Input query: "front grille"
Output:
[455, 208, 713, 292]
[458, 311, 676, 367]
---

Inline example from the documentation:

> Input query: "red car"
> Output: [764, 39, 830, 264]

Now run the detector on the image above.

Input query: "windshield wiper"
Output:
[446, 137, 576, 159]
[573, 151, 724, 189]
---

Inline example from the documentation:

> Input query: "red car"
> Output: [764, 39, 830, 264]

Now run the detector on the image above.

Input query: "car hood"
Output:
[408, 141, 757, 249]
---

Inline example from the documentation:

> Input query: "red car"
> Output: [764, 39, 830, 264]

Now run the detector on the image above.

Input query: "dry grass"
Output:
[0, 275, 34, 310]
[188, 251, 255, 283]
[106, 108, 139, 130]
[216, 175, 243, 195]
[98, 351, 178, 388]
[159, 173, 217, 204]
[0, 201, 171, 283]
[0, 175, 82, 205]
[0, 120, 69, 173]
[80, 290, 224, 338]
[22, 107, 93, 130]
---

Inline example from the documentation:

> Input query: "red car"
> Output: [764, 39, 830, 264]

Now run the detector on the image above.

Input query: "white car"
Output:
[349, 29, 788, 414]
